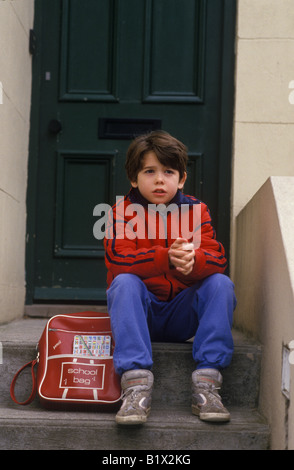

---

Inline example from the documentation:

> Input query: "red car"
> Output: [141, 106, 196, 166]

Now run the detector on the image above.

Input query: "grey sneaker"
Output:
[191, 368, 230, 422]
[115, 369, 153, 425]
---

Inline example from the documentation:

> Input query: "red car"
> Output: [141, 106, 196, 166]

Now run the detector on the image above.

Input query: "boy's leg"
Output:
[191, 273, 236, 370]
[149, 273, 236, 422]
[106, 273, 153, 375]
[107, 273, 154, 425]
[186, 273, 236, 422]
[149, 273, 236, 370]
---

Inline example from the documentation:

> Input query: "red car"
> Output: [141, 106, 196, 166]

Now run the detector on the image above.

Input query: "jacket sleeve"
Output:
[103, 201, 170, 279]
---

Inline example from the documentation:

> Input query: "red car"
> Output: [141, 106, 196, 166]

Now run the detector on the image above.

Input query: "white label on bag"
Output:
[60, 362, 105, 390]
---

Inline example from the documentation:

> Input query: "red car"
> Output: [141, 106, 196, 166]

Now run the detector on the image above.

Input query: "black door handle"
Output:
[48, 119, 62, 134]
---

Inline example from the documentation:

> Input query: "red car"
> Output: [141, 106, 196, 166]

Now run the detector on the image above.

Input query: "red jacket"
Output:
[104, 188, 227, 301]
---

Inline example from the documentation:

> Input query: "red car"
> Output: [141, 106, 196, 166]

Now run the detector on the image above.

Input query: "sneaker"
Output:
[115, 369, 153, 425]
[191, 368, 230, 422]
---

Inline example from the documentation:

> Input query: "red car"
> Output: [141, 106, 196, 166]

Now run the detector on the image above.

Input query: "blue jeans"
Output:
[107, 273, 236, 376]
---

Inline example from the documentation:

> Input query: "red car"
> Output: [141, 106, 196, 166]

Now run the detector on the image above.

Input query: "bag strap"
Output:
[10, 358, 38, 405]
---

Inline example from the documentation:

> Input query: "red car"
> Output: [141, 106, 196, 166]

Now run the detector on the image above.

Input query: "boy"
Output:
[104, 131, 236, 425]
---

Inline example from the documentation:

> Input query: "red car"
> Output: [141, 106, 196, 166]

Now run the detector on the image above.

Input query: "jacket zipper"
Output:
[162, 211, 174, 300]
[48, 328, 112, 334]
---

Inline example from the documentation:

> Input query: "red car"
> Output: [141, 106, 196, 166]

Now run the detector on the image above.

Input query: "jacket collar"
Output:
[127, 187, 199, 207]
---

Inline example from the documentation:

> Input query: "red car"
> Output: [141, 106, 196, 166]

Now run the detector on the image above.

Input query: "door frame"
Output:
[25, 0, 236, 305]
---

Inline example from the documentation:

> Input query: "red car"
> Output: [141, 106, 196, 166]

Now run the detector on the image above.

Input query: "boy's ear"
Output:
[131, 180, 138, 188]
[178, 171, 187, 190]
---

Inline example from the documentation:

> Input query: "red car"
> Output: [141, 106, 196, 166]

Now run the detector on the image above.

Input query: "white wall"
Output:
[234, 177, 294, 450]
[231, 0, 294, 270]
[231, 1, 294, 449]
[0, 0, 34, 323]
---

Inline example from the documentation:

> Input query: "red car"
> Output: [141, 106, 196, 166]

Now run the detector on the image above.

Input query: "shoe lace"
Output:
[122, 387, 143, 405]
[196, 382, 221, 399]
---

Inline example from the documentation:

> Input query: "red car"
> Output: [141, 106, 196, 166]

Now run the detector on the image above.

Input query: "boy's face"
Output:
[131, 151, 187, 204]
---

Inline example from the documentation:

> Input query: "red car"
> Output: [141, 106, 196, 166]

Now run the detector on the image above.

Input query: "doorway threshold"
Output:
[24, 304, 108, 319]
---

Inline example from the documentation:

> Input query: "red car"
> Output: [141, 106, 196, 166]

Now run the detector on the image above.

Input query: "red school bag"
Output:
[10, 312, 122, 410]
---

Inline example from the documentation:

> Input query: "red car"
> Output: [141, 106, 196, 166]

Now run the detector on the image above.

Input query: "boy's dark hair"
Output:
[125, 130, 188, 182]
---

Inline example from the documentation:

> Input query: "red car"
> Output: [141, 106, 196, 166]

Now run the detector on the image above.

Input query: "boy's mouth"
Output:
[153, 189, 166, 194]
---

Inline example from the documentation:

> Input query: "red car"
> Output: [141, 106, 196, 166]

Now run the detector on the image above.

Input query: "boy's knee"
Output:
[211, 273, 234, 289]
[110, 273, 146, 293]
[202, 273, 235, 300]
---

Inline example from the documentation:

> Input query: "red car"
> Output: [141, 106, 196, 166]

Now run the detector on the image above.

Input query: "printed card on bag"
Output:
[73, 335, 111, 357]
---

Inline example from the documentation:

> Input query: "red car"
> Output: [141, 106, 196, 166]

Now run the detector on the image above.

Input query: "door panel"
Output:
[55, 151, 114, 258]
[27, 0, 234, 302]
[60, 0, 118, 101]
[143, 0, 205, 102]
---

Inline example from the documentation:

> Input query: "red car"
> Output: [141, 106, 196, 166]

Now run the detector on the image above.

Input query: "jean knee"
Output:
[201, 273, 236, 307]
[204, 273, 234, 291]
[108, 274, 148, 301]
[111, 273, 143, 289]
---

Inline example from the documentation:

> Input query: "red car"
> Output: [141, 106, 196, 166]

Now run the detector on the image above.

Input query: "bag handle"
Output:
[10, 358, 38, 405]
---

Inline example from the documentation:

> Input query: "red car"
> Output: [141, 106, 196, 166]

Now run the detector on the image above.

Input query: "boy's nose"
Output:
[155, 172, 164, 183]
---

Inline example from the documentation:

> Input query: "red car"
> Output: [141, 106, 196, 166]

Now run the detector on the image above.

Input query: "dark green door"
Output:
[26, 0, 235, 303]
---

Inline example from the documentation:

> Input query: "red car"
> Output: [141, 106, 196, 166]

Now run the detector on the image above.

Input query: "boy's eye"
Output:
[143, 168, 175, 175]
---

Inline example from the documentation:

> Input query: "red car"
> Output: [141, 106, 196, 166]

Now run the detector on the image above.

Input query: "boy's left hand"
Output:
[168, 238, 195, 275]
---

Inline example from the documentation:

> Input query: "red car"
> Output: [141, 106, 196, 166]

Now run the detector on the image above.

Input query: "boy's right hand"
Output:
[168, 238, 195, 275]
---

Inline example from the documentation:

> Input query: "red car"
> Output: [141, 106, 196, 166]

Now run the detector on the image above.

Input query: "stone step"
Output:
[0, 317, 270, 450]
[0, 318, 261, 408]
[0, 404, 269, 450]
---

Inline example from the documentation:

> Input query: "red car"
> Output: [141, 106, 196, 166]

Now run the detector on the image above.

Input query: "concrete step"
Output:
[0, 317, 270, 450]
[0, 318, 262, 408]
[0, 404, 269, 450]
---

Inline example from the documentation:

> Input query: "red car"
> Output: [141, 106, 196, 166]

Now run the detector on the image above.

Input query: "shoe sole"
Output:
[115, 409, 150, 425]
[192, 405, 230, 422]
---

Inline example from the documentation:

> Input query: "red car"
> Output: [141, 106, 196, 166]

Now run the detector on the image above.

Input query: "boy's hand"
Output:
[168, 238, 195, 275]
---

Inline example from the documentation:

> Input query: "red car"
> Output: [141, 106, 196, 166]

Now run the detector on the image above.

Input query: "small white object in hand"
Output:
[181, 243, 194, 251]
